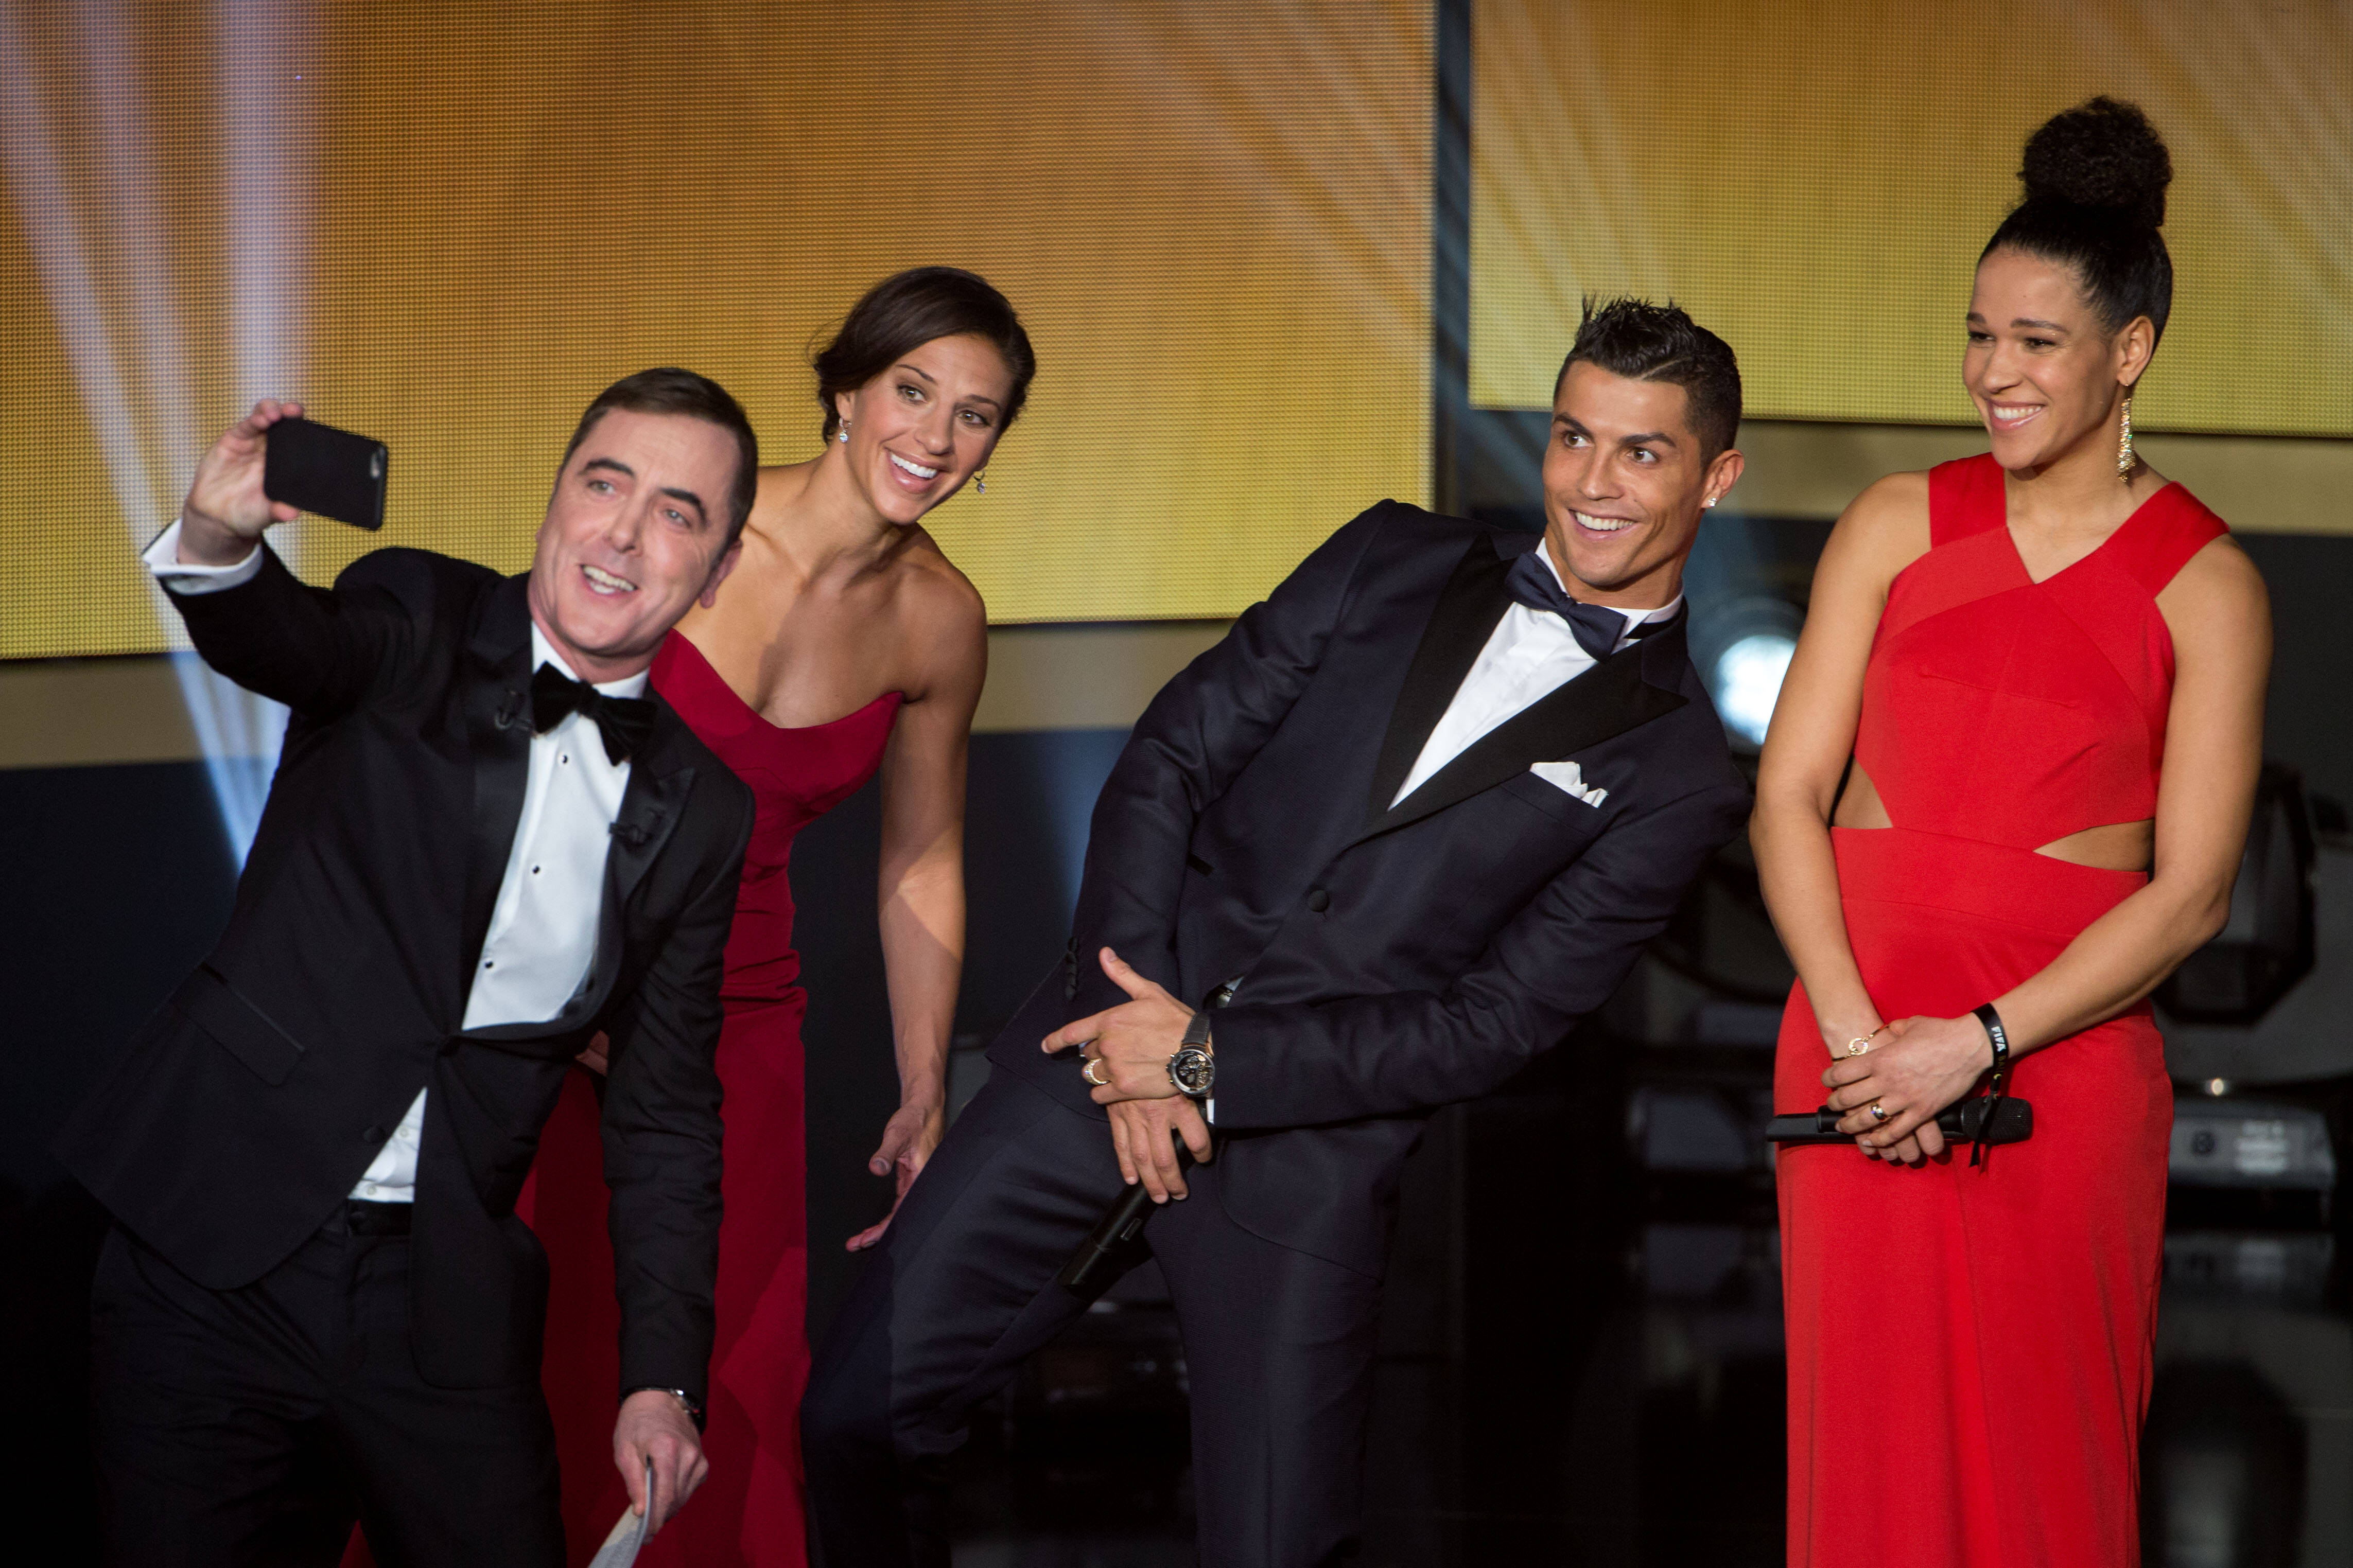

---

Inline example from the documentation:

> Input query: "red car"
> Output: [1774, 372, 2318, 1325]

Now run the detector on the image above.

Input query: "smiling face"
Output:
[1541, 361, 1741, 608]
[527, 408, 743, 682]
[833, 333, 1015, 525]
[1965, 245, 2152, 473]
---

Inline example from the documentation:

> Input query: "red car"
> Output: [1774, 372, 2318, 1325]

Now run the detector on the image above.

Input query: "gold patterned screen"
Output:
[0, 1, 1432, 660]
[1470, 0, 2353, 435]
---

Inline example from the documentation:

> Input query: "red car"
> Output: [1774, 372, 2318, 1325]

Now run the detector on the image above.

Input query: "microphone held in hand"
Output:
[1058, 1136, 1196, 1299]
[1765, 1097, 2033, 1146]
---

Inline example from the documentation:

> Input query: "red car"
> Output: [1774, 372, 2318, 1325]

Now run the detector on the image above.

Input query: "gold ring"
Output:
[1080, 1056, 1107, 1087]
[1869, 1101, 1891, 1122]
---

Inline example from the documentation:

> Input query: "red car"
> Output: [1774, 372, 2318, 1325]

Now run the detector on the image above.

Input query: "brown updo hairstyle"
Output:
[1982, 97, 2175, 346]
[814, 267, 1037, 442]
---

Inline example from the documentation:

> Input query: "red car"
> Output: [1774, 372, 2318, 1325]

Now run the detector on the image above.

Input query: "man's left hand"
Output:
[1041, 946, 1193, 1103]
[614, 1389, 707, 1535]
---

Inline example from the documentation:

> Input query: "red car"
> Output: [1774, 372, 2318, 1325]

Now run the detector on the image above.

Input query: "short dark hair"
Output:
[1982, 97, 2174, 346]
[814, 267, 1036, 441]
[1554, 297, 1742, 461]
[560, 367, 759, 547]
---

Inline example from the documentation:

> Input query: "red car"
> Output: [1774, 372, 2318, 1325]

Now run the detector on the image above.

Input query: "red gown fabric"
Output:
[1775, 454, 2225, 1566]
[522, 632, 902, 1566]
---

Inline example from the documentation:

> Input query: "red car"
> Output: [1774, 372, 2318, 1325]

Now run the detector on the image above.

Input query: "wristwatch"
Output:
[1166, 1009, 1215, 1099]
[623, 1386, 707, 1432]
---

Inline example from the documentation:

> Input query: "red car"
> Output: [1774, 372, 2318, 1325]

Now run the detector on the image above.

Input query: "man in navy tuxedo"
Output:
[803, 300, 1755, 1566]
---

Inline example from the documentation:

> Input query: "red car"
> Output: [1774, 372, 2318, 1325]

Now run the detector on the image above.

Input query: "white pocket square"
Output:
[1530, 759, 1608, 807]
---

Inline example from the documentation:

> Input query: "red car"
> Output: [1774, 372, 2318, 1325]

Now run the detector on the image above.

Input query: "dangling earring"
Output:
[838, 419, 850, 444]
[974, 470, 986, 495]
[2116, 393, 2134, 480]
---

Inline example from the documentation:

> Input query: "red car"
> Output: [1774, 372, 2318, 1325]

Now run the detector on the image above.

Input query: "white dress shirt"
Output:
[147, 522, 637, 1201]
[1392, 542, 1681, 807]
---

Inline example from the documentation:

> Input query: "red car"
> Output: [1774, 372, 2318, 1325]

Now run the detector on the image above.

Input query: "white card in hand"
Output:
[587, 1459, 654, 1568]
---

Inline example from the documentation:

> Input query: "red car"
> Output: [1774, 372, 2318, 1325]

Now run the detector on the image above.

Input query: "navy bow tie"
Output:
[530, 662, 655, 764]
[1504, 550, 1675, 662]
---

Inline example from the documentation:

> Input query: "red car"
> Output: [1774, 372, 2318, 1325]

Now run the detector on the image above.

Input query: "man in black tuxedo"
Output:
[802, 301, 1756, 1564]
[57, 369, 760, 1566]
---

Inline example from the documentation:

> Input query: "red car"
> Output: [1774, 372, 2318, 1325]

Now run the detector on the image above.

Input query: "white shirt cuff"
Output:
[146, 519, 263, 594]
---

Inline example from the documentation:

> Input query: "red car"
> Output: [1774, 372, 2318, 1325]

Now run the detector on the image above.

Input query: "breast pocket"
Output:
[1496, 767, 1613, 834]
[169, 965, 308, 1085]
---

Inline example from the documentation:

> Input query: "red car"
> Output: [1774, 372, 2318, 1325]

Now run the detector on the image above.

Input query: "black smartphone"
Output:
[263, 415, 389, 530]
[1766, 1098, 2033, 1146]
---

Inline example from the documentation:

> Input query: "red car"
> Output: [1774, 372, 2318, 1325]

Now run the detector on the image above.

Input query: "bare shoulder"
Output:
[893, 528, 988, 699]
[2158, 532, 2272, 645]
[1816, 470, 1933, 588]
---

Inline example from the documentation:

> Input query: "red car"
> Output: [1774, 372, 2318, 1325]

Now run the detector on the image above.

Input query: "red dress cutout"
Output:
[1776, 454, 2225, 1567]
[525, 632, 902, 1566]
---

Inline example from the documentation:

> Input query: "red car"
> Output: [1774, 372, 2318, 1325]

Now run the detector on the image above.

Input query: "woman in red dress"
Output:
[527, 268, 1035, 1564]
[1754, 101, 2270, 1565]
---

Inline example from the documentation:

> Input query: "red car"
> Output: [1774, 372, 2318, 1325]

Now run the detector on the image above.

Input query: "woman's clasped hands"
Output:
[1820, 1014, 1998, 1166]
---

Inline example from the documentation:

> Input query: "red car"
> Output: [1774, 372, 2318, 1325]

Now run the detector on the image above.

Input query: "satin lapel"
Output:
[461, 713, 696, 1046]
[1353, 616, 1691, 847]
[573, 720, 695, 1020]
[460, 577, 534, 971]
[1363, 536, 1515, 823]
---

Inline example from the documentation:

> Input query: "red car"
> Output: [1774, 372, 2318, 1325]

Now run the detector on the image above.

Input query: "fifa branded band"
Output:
[1972, 1003, 2011, 1074]
[1970, 1003, 2012, 1169]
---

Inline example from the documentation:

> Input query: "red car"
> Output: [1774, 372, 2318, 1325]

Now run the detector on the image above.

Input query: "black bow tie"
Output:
[530, 662, 655, 764]
[1504, 550, 1677, 662]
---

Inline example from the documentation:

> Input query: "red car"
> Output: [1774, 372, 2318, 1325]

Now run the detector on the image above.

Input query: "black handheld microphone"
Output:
[1058, 1136, 1195, 1298]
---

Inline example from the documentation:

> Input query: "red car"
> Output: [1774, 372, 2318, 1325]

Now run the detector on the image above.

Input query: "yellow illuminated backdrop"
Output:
[1, 1, 1431, 660]
[1471, 0, 2353, 435]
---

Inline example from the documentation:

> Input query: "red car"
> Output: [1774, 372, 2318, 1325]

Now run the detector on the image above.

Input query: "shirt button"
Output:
[361, 1183, 379, 1196]
[1306, 887, 1330, 912]
[483, 960, 495, 970]
[560, 753, 570, 765]
[532, 866, 541, 875]
[363, 1125, 387, 1144]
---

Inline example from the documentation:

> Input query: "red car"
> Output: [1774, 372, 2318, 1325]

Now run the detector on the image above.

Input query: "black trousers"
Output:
[90, 1210, 562, 1568]
[802, 1071, 1382, 1568]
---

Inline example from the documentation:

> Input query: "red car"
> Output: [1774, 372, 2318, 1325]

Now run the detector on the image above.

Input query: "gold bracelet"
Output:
[1842, 1026, 1886, 1058]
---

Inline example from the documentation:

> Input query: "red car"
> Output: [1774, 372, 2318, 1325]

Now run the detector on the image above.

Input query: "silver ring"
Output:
[1080, 1056, 1107, 1087]
[1869, 1102, 1891, 1122]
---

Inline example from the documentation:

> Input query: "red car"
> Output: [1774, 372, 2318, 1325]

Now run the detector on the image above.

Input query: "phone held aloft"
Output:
[1766, 1097, 2033, 1147]
[263, 415, 389, 531]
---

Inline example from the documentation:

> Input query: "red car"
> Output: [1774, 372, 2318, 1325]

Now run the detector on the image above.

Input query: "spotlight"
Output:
[1690, 593, 1803, 753]
[1712, 633, 1796, 750]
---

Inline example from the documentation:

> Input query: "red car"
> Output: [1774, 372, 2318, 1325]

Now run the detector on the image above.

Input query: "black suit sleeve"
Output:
[1205, 771, 1751, 1129]
[1065, 504, 1392, 1012]
[162, 544, 438, 719]
[597, 781, 755, 1404]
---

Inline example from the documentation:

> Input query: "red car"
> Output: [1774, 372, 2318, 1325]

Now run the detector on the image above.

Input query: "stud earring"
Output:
[2116, 393, 2134, 480]
[975, 471, 986, 495]
[838, 420, 850, 444]
[1703, 497, 1717, 509]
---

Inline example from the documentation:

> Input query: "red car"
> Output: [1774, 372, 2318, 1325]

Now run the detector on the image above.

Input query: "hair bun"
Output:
[2018, 96, 2172, 228]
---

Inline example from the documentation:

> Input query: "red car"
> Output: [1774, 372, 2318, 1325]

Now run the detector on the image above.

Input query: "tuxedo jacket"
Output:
[57, 545, 754, 1393]
[988, 502, 1751, 1278]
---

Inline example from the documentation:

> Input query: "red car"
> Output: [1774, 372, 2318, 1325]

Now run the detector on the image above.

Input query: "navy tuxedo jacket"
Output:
[987, 502, 1751, 1278]
[57, 545, 754, 1393]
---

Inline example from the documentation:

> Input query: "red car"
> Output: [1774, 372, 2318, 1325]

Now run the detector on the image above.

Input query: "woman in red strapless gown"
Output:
[1754, 101, 2270, 1566]
[528, 268, 1036, 1565]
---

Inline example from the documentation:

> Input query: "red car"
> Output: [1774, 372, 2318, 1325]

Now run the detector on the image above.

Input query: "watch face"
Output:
[1169, 1045, 1215, 1097]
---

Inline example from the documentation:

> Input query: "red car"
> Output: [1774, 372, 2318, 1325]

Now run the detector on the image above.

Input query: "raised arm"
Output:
[159, 400, 423, 716]
[847, 574, 987, 1252]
